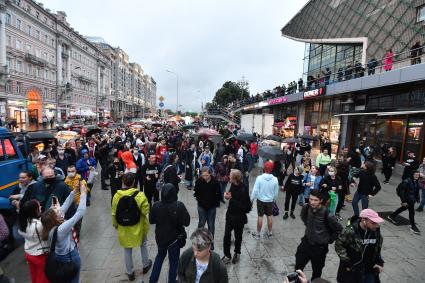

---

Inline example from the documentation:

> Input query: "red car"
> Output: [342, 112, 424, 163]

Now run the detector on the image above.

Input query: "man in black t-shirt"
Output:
[141, 155, 161, 206]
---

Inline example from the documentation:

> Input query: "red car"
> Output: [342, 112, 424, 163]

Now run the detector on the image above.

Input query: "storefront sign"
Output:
[268, 96, 288, 106]
[303, 87, 326, 99]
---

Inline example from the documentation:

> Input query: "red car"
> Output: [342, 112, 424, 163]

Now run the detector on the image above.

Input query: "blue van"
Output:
[0, 127, 31, 209]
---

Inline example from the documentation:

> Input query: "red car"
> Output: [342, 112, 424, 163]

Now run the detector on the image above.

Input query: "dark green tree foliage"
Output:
[213, 81, 250, 106]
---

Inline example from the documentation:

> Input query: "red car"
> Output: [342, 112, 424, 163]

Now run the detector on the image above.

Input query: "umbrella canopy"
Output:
[151, 122, 163, 127]
[86, 126, 103, 137]
[258, 146, 285, 161]
[283, 137, 299, 143]
[265, 135, 283, 142]
[197, 128, 220, 136]
[300, 134, 316, 140]
[236, 133, 257, 142]
[262, 140, 280, 147]
[181, 124, 197, 130]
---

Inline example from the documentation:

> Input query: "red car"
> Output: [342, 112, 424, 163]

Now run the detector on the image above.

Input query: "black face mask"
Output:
[114, 162, 120, 166]
[44, 178, 55, 185]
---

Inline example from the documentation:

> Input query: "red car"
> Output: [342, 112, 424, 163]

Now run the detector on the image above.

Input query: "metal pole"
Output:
[176, 74, 179, 114]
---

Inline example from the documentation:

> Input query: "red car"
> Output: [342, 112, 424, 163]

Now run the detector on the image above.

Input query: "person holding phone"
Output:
[41, 181, 87, 283]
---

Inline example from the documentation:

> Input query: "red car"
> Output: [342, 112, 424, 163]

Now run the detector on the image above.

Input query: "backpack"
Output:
[115, 191, 141, 226]
[156, 165, 173, 191]
[396, 181, 406, 198]
[305, 204, 340, 244]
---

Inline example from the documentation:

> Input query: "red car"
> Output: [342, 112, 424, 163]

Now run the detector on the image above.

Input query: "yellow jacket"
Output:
[64, 174, 88, 204]
[112, 188, 150, 248]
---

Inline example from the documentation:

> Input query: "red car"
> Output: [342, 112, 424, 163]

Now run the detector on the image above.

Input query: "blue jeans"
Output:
[418, 189, 425, 209]
[12, 221, 25, 245]
[219, 182, 228, 202]
[54, 248, 81, 283]
[197, 205, 216, 237]
[352, 191, 369, 216]
[149, 241, 180, 283]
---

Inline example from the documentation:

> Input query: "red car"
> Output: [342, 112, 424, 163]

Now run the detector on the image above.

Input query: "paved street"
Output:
[1, 166, 424, 283]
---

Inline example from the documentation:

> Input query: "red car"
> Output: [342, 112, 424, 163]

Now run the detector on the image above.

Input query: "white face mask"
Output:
[58, 150, 65, 155]
[133, 150, 139, 156]
[67, 172, 76, 178]
[329, 172, 335, 177]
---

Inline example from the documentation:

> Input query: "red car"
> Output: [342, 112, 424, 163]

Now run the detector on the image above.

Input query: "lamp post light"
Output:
[166, 69, 179, 113]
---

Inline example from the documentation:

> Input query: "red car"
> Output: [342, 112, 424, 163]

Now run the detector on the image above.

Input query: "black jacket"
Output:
[141, 163, 160, 189]
[164, 164, 180, 192]
[284, 174, 304, 194]
[354, 170, 381, 196]
[225, 183, 251, 225]
[149, 184, 190, 247]
[55, 155, 71, 177]
[319, 175, 343, 203]
[194, 177, 221, 210]
[398, 178, 420, 203]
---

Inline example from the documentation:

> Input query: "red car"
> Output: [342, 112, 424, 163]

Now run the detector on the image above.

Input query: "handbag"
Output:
[272, 201, 280, 216]
[44, 227, 78, 283]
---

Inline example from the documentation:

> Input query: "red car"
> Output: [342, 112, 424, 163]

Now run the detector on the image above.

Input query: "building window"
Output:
[16, 82, 22, 94]
[51, 55, 55, 63]
[6, 58, 11, 71]
[5, 13, 11, 25]
[51, 39, 55, 46]
[27, 25, 31, 36]
[16, 39, 21, 50]
[417, 5, 425, 22]
[6, 35, 11, 46]
[36, 11, 39, 19]
[5, 81, 11, 92]
[26, 44, 31, 53]
[28, 64, 32, 75]
[16, 60, 22, 72]
[36, 30, 40, 40]
[37, 68, 41, 77]
[44, 34, 48, 43]
[16, 18, 21, 30]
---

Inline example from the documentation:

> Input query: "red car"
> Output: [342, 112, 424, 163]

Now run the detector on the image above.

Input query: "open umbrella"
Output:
[236, 133, 257, 142]
[300, 134, 316, 140]
[181, 124, 197, 130]
[262, 140, 280, 147]
[258, 146, 285, 161]
[265, 135, 283, 142]
[197, 128, 220, 136]
[86, 126, 103, 137]
[283, 137, 298, 143]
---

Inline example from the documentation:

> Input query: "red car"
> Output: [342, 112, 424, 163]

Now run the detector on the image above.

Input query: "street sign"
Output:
[159, 96, 165, 101]
[159, 102, 164, 108]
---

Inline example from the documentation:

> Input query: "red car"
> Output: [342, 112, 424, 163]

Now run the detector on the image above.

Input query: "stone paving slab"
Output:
[1, 167, 425, 283]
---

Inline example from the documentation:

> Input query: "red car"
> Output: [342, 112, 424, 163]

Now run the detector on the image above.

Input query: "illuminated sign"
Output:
[303, 87, 326, 99]
[268, 96, 288, 105]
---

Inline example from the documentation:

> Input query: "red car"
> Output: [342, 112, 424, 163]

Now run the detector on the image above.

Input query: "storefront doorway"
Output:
[27, 89, 42, 125]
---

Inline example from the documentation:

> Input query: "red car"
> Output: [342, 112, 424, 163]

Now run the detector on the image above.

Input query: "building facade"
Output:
[239, 0, 425, 161]
[0, 0, 156, 127]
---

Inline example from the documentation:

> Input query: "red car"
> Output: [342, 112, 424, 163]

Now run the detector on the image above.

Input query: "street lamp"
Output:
[166, 69, 179, 113]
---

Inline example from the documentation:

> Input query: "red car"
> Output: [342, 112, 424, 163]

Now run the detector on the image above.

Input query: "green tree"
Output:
[213, 81, 250, 106]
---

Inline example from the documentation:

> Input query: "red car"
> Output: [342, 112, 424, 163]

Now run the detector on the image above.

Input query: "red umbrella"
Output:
[197, 128, 220, 136]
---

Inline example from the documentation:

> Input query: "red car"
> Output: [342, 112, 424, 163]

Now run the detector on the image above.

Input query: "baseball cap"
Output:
[264, 161, 274, 173]
[360, 209, 384, 224]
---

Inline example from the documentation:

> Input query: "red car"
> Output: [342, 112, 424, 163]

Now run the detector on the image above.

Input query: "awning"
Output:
[334, 110, 425, 117]
[71, 109, 96, 117]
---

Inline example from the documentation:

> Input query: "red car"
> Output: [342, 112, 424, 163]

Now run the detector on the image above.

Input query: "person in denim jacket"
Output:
[302, 165, 322, 204]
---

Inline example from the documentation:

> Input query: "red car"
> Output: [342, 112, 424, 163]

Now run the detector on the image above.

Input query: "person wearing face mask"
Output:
[319, 166, 343, 216]
[40, 168, 71, 212]
[132, 147, 145, 190]
[64, 165, 88, 237]
[108, 157, 125, 200]
[335, 209, 384, 283]
[46, 158, 65, 180]
[55, 146, 71, 177]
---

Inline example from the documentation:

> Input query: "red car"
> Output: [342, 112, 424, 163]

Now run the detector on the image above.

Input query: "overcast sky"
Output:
[41, 0, 308, 112]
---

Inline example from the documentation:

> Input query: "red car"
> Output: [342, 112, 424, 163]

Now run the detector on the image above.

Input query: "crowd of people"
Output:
[1, 120, 424, 283]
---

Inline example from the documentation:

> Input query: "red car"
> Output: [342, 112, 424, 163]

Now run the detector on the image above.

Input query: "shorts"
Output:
[256, 200, 273, 216]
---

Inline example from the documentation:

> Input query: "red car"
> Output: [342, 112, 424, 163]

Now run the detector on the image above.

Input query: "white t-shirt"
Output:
[195, 259, 209, 283]
[237, 148, 244, 163]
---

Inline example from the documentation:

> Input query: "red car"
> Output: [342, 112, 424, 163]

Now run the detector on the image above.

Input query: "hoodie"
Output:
[121, 151, 137, 173]
[251, 173, 279, 203]
[149, 184, 190, 247]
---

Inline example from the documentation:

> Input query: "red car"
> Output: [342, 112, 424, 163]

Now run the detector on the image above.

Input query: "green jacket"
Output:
[335, 217, 384, 282]
[315, 153, 332, 167]
[178, 248, 228, 283]
[112, 188, 150, 248]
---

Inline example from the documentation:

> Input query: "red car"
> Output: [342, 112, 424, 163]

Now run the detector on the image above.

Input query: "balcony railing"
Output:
[78, 75, 95, 84]
[25, 53, 47, 67]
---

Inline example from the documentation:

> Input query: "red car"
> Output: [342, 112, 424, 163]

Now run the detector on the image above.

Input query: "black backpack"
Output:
[115, 191, 141, 226]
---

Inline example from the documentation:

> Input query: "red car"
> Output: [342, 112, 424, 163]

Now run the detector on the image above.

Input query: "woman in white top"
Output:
[18, 199, 50, 283]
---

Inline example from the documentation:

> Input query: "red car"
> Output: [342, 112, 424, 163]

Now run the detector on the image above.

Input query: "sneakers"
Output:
[232, 253, 240, 264]
[267, 232, 273, 238]
[251, 232, 260, 240]
[221, 256, 231, 264]
[416, 206, 424, 212]
[410, 225, 421, 234]
[143, 259, 153, 274]
[127, 272, 135, 281]
[387, 215, 397, 224]
[335, 213, 343, 221]
[283, 212, 289, 220]
[290, 212, 296, 219]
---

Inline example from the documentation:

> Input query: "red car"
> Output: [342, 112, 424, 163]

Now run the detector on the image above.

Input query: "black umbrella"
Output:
[86, 126, 103, 137]
[265, 135, 283, 142]
[300, 134, 316, 140]
[181, 124, 196, 130]
[258, 146, 285, 161]
[236, 133, 257, 142]
[283, 137, 298, 143]
[152, 122, 162, 127]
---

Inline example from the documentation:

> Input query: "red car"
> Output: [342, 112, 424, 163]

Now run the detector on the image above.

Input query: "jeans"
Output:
[219, 182, 228, 202]
[352, 191, 369, 216]
[297, 193, 304, 205]
[12, 221, 25, 245]
[197, 205, 216, 237]
[54, 248, 81, 283]
[149, 241, 180, 283]
[284, 191, 299, 212]
[418, 189, 425, 209]
[124, 237, 150, 275]
[223, 222, 244, 258]
[99, 158, 108, 189]
[295, 237, 328, 280]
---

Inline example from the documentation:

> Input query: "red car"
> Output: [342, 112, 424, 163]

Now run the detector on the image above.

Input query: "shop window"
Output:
[417, 5, 425, 22]
[405, 120, 423, 159]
